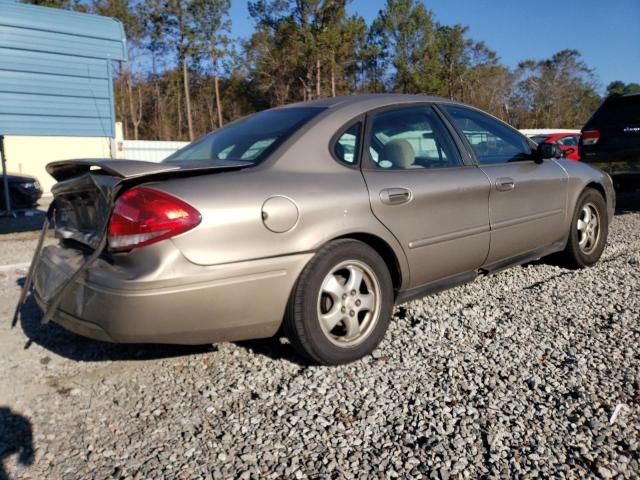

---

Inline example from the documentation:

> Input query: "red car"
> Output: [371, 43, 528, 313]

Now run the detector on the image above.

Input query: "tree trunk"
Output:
[316, 58, 321, 98]
[118, 78, 129, 140]
[126, 74, 141, 141]
[214, 74, 223, 128]
[331, 61, 336, 97]
[154, 82, 161, 141]
[182, 58, 195, 141]
[177, 86, 183, 140]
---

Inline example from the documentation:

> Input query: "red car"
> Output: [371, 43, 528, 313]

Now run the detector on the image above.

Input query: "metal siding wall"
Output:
[0, 1, 126, 138]
[120, 141, 190, 162]
[0, 2, 126, 60]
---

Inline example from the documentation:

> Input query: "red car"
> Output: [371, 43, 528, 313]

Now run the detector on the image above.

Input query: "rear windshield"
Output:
[164, 107, 325, 164]
[530, 135, 550, 144]
[588, 95, 640, 127]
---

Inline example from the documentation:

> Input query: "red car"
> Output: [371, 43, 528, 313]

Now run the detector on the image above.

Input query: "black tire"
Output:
[284, 239, 394, 365]
[559, 188, 608, 268]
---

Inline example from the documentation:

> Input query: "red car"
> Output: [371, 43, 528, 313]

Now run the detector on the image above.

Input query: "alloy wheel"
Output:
[317, 260, 381, 347]
[576, 202, 600, 254]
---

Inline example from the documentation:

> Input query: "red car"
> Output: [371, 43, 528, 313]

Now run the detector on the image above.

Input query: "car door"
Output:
[440, 105, 568, 267]
[360, 104, 491, 288]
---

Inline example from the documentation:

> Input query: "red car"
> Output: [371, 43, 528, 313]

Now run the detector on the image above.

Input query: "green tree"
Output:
[369, 0, 441, 93]
[246, 0, 355, 105]
[144, 0, 202, 140]
[93, 0, 147, 139]
[190, 0, 231, 128]
[20, 0, 88, 11]
[606, 80, 640, 96]
[509, 49, 601, 128]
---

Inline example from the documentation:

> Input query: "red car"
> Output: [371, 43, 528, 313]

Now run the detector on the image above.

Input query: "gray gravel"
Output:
[1, 202, 639, 479]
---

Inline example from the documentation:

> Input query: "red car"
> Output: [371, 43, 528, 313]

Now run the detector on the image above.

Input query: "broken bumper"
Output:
[33, 244, 311, 344]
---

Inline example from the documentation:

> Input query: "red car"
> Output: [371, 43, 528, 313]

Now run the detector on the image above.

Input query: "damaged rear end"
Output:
[19, 158, 250, 331]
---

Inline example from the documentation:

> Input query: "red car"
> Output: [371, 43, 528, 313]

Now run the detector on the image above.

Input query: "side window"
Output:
[368, 105, 462, 169]
[558, 135, 578, 147]
[443, 106, 533, 164]
[334, 122, 361, 165]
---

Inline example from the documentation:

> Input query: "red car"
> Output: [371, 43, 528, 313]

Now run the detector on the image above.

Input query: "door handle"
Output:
[496, 177, 515, 191]
[380, 187, 412, 205]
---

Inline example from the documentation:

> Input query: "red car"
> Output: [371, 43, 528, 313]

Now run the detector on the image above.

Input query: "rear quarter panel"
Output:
[148, 162, 410, 289]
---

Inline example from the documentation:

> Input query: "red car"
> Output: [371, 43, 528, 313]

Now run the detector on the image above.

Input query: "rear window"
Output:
[588, 95, 640, 127]
[165, 107, 325, 164]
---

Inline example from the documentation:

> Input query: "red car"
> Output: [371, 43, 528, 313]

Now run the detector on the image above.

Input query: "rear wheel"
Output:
[559, 188, 608, 268]
[284, 239, 393, 365]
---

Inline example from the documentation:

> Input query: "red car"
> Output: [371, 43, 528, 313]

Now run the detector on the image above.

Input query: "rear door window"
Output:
[366, 105, 463, 169]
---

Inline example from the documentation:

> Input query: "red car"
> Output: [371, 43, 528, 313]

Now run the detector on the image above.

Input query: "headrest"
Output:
[382, 139, 415, 169]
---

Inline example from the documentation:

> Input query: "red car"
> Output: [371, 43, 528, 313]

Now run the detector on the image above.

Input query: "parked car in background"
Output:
[580, 93, 640, 191]
[0, 173, 42, 210]
[28, 95, 615, 365]
[529, 132, 581, 160]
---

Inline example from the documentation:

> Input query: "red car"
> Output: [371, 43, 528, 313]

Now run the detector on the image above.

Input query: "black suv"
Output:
[580, 94, 640, 191]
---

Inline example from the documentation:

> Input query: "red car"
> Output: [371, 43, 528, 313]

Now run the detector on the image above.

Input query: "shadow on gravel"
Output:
[615, 191, 640, 214]
[0, 407, 34, 480]
[14, 290, 213, 363]
[235, 338, 309, 366]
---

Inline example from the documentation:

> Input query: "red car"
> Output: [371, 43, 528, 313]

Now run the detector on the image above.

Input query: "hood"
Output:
[1, 173, 38, 183]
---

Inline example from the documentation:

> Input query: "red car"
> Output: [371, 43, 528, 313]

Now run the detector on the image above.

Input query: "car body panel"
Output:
[34, 241, 313, 343]
[28, 94, 616, 345]
[362, 166, 490, 287]
[479, 159, 569, 265]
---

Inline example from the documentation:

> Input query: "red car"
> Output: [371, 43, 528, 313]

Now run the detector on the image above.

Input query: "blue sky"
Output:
[229, 0, 640, 91]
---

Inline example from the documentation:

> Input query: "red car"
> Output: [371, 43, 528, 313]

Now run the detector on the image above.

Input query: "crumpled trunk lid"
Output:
[47, 158, 251, 250]
[51, 172, 116, 250]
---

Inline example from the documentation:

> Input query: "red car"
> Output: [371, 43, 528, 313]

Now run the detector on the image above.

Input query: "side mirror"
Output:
[535, 142, 556, 162]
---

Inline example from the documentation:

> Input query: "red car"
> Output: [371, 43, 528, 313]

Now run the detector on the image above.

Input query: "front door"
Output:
[361, 104, 491, 288]
[441, 105, 568, 266]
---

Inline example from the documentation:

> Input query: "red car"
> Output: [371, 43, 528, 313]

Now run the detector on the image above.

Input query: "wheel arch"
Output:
[332, 232, 404, 295]
[585, 181, 606, 202]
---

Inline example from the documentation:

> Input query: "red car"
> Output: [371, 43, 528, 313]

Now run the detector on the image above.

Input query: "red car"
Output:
[529, 132, 581, 160]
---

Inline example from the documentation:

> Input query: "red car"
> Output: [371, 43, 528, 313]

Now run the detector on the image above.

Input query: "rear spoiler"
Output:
[47, 158, 252, 182]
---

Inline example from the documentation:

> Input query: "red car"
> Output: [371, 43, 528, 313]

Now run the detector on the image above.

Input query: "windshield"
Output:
[530, 135, 550, 144]
[164, 107, 325, 164]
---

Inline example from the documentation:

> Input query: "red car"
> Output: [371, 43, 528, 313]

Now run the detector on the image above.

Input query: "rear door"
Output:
[360, 104, 490, 288]
[440, 105, 568, 266]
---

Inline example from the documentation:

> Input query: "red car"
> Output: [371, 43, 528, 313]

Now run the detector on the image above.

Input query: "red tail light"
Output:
[582, 130, 600, 145]
[108, 187, 201, 252]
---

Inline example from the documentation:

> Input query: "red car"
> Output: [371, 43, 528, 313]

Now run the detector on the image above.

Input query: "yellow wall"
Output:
[3, 136, 113, 195]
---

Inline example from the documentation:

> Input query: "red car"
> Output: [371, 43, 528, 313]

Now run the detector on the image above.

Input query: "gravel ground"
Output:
[1, 198, 639, 479]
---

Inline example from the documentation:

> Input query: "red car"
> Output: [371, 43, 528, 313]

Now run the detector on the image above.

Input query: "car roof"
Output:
[280, 94, 461, 111]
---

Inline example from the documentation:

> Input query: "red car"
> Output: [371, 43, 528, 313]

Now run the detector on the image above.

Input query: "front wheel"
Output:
[284, 239, 394, 365]
[559, 188, 608, 268]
